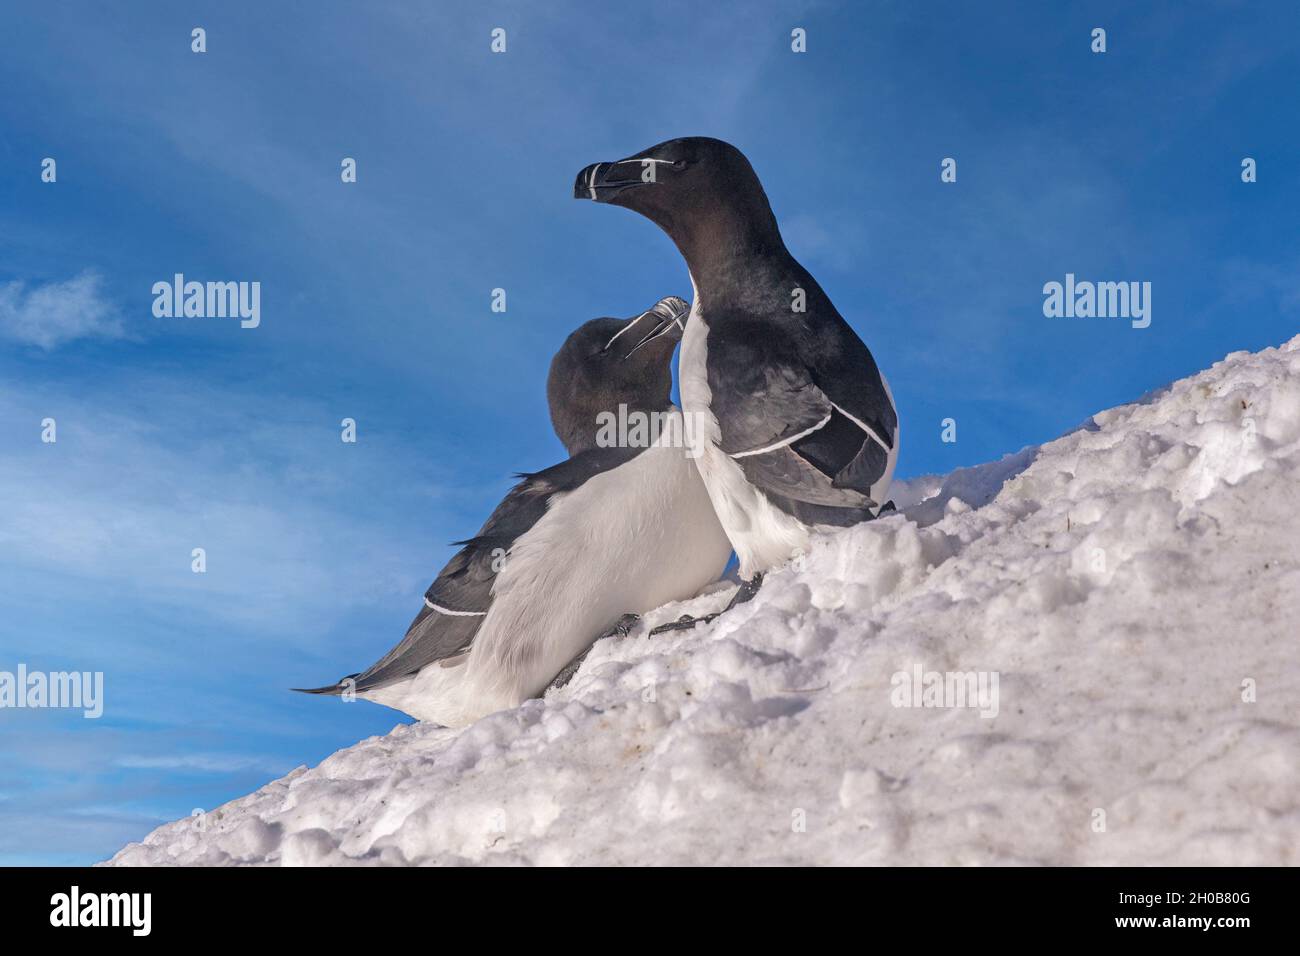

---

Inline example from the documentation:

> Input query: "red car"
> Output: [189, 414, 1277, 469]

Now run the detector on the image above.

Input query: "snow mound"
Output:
[109, 337, 1300, 866]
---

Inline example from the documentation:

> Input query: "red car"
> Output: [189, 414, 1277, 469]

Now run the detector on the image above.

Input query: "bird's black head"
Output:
[546, 296, 689, 456]
[574, 137, 783, 274]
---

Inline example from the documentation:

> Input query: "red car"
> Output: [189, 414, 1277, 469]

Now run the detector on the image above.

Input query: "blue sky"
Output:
[1, 0, 1296, 864]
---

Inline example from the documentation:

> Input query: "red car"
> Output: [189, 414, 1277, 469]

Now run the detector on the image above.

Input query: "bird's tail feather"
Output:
[291, 673, 360, 696]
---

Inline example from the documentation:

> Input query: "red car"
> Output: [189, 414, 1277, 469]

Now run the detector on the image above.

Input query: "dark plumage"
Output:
[576, 138, 898, 553]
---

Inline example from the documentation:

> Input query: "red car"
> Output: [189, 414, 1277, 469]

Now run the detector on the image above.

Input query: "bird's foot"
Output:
[547, 614, 641, 690]
[648, 574, 764, 636]
[606, 613, 641, 639]
[649, 612, 720, 635]
[548, 654, 587, 691]
[728, 572, 764, 608]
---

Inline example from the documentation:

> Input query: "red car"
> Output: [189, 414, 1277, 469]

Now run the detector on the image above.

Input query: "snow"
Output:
[108, 337, 1300, 866]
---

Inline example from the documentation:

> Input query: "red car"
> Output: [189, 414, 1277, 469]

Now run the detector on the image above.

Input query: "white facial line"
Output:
[730, 412, 834, 459]
[615, 158, 674, 165]
[604, 308, 655, 351]
[827, 401, 892, 453]
[424, 597, 487, 617]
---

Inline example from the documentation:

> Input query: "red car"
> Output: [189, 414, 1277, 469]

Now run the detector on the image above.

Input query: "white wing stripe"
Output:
[728, 400, 893, 461]
[827, 401, 892, 454]
[424, 598, 488, 617]
[730, 412, 833, 459]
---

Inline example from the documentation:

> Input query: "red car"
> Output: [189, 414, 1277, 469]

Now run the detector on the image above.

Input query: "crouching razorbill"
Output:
[297, 297, 732, 725]
[575, 138, 899, 625]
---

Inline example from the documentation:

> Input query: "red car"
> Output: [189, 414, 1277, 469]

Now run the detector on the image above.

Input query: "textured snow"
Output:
[109, 336, 1300, 866]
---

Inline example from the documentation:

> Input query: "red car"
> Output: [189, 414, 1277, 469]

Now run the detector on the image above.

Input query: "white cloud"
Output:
[115, 753, 292, 775]
[0, 271, 126, 350]
[0, 372, 476, 645]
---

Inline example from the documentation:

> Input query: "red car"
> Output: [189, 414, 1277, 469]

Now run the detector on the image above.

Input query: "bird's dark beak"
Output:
[624, 296, 689, 358]
[574, 160, 650, 203]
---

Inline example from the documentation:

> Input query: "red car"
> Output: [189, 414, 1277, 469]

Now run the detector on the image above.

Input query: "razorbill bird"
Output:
[296, 297, 732, 726]
[575, 138, 899, 622]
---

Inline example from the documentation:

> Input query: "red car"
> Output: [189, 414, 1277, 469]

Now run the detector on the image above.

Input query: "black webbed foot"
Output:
[547, 613, 641, 690]
[648, 611, 720, 635]
[648, 574, 764, 636]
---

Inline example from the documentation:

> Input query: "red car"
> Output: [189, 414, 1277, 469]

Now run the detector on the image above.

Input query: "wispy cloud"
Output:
[114, 753, 293, 775]
[0, 272, 126, 350]
[0, 369, 496, 651]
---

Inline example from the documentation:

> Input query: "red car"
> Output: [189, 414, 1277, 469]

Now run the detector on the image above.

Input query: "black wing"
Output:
[705, 315, 896, 526]
[295, 444, 643, 695]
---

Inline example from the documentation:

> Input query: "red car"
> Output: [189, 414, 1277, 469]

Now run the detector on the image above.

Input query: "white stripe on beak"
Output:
[603, 308, 655, 352]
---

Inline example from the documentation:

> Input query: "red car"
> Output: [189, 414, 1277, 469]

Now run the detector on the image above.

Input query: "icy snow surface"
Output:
[110, 337, 1300, 866]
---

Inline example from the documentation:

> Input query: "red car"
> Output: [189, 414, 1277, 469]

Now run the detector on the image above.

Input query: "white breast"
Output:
[364, 409, 732, 726]
[678, 279, 814, 579]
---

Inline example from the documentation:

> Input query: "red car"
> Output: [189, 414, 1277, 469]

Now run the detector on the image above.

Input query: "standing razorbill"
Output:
[575, 138, 899, 623]
[296, 297, 732, 725]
